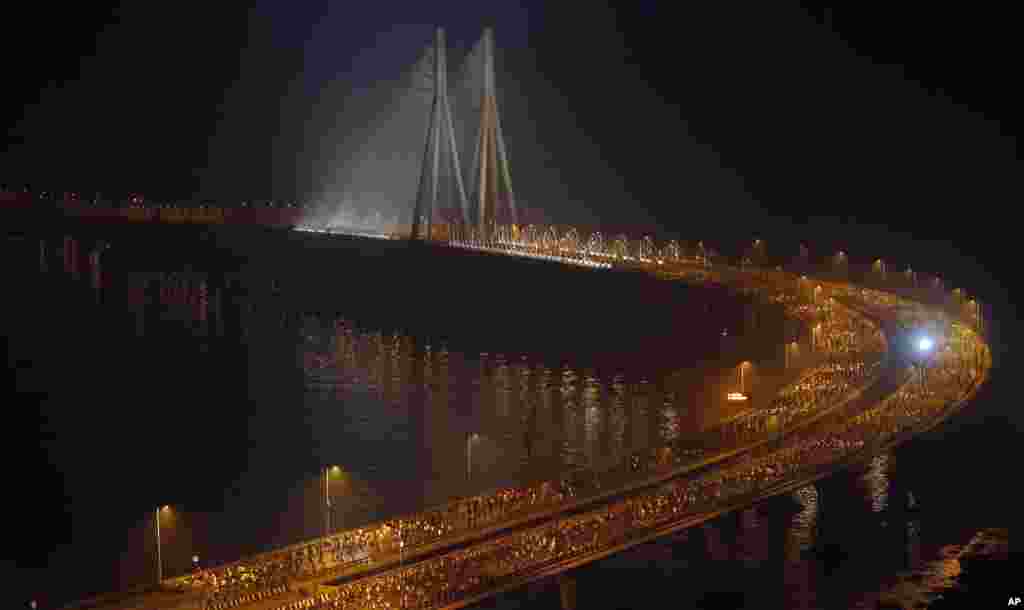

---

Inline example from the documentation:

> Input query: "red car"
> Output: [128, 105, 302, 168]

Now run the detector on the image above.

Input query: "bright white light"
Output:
[917, 337, 933, 352]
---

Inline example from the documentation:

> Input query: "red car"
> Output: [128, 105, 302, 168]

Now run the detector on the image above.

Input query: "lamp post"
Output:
[467, 434, 479, 484]
[753, 239, 765, 276]
[738, 361, 751, 395]
[324, 465, 340, 538]
[915, 335, 934, 394]
[785, 341, 798, 370]
[323, 467, 330, 539]
[399, 528, 405, 610]
[155, 505, 170, 585]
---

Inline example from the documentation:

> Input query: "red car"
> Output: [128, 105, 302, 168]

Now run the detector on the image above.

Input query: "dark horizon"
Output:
[4, 5, 1020, 300]
[3, 6, 1019, 220]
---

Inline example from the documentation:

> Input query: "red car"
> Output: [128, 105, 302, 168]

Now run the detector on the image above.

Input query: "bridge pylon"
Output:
[411, 27, 470, 241]
[469, 27, 517, 240]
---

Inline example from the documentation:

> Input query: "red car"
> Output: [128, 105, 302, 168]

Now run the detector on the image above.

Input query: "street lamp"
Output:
[834, 251, 847, 278]
[324, 465, 341, 538]
[969, 299, 982, 334]
[737, 361, 752, 395]
[155, 505, 170, 585]
[752, 239, 765, 272]
[399, 528, 406, 610]
[914, 334, 934, 392]
[467, 433, 480, 484]
[785, 340, 799, 370]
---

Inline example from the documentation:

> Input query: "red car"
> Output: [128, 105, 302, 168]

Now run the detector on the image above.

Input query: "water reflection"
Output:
[300, 316, 749, 510]
[537, 444, 968, 610]
[789, 484, 819, 558]
[866, 453, 890, 513]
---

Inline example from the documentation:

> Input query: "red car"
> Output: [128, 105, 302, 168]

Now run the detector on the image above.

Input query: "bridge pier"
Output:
[886, 476, 921, 570]
[729, 510, 745, 560]
[713, 510, 745, 561]
[558, 573, 577, 610]
[812, 481, 828, 551]
[701, 522, 726, 561]
[669, 525, 706, 566]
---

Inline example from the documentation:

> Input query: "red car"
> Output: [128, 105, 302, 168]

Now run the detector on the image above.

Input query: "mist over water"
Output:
[298, 31, 510, 234]
[301, 40, 431, 232]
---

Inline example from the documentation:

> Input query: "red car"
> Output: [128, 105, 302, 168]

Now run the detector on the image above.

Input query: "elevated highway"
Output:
[64, 240, 990, 610]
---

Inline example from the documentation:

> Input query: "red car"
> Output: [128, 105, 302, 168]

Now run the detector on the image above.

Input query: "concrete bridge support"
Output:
[886, 476, 922, 570]
[679, 522, 729, 562]
[722, 509, 745, 560]
[701, 522, 727, 561]
[813, 480, 828, 551]
[558, 573, 577, 610]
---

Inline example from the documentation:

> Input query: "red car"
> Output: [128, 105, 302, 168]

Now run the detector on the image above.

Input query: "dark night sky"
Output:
[3, 3, 1019, 262]
[2, 3, 1021, 606]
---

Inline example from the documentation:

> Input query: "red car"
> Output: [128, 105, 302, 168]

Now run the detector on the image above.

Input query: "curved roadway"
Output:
[82, 252, 991, 610]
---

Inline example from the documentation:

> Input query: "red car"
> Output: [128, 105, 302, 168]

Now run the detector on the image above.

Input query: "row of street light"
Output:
[149, 465, 350, 587]
[150, 436, 494, 588]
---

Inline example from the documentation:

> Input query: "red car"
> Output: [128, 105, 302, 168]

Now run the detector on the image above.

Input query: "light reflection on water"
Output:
[867, 453, 891, 513]
[789, 483, 820, 557]
[300, 315, 738, 510]
[567, 446, 982, 610]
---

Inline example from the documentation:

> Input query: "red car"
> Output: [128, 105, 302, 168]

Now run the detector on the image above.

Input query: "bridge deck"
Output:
[61, 251, 989, 610]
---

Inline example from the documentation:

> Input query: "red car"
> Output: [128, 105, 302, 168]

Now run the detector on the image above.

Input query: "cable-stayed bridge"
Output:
[43, 27, 993, 610]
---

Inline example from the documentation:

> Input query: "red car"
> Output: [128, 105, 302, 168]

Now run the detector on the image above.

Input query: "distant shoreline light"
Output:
[292, 225, 612, 269]
[292, 225, 396, 240]
[448, 241, 612, 269]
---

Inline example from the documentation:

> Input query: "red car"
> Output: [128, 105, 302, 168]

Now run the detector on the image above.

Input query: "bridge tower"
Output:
[469, 27, 517, 239]
[411, 28, 470, 241]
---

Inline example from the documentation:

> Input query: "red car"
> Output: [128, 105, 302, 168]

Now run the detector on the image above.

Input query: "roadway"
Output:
[243, 261, 986, 610]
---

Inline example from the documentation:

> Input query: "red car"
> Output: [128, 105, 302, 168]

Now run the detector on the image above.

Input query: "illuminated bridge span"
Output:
[53, 27, 991, 610]
[123, 250, 988, 610]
